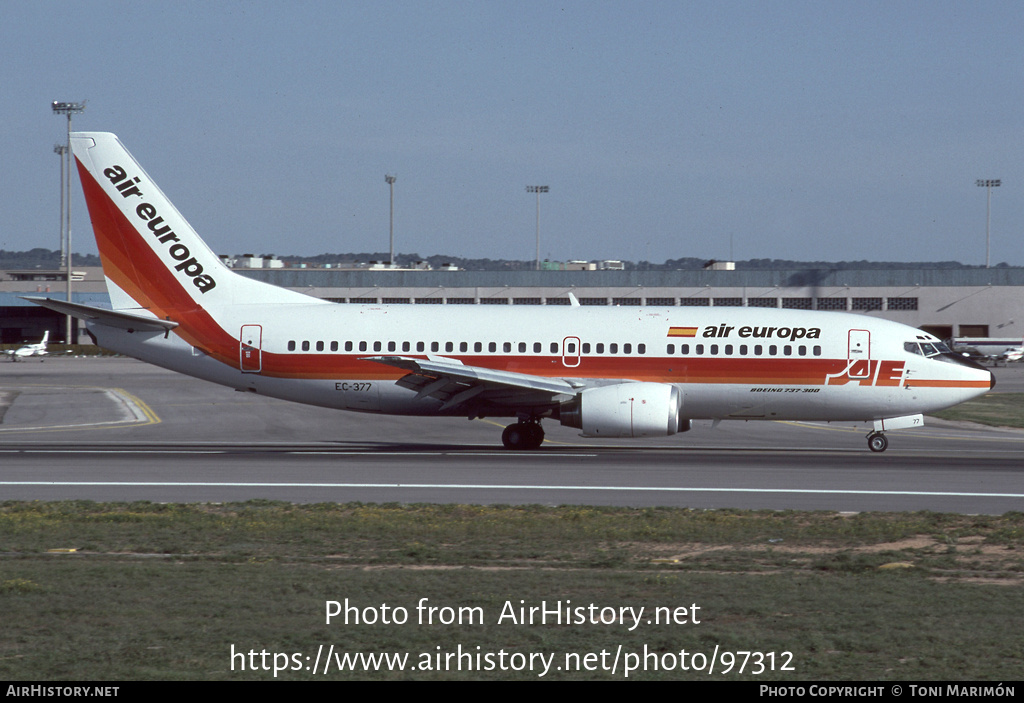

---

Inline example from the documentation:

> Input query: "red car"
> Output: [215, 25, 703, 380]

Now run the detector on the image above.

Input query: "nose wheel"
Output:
[502, 421, 545, 450]
[866, 431, 888, 453]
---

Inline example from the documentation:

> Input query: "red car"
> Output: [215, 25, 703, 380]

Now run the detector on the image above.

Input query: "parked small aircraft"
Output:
[4, 331, 49, 361]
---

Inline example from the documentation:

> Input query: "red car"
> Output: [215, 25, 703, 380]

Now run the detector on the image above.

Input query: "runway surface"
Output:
[2, 357, 1022, 513]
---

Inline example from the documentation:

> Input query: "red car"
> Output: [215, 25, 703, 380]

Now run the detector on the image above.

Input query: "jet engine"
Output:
[559, 382, 690, 437]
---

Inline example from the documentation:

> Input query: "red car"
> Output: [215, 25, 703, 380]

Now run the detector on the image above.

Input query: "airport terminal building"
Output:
[2, 265, 1022, 350]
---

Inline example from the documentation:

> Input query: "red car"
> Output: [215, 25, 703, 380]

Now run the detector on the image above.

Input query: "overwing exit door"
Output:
[561, 336, 581, 368]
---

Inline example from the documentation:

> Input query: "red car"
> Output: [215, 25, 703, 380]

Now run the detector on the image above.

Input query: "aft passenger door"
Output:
[848, 329, 870, 379]
[240, 324, 262, 373]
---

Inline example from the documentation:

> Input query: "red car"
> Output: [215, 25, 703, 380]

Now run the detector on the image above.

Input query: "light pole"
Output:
[54, 144, 67, 268]
[976, 179, 1000, 268]
[525, 185, 549, 270]
[385, 174, 396, 267]
[52, 100, 85, 344]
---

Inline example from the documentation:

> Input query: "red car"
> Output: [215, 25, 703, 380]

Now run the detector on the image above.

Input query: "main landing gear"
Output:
[866, 431, 889, 453]
[502, 421, 545, 450]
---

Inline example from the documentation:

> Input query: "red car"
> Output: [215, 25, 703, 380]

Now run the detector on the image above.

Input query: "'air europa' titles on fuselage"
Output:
[102, 164, 217, 294]
[697, 323, 822, 342]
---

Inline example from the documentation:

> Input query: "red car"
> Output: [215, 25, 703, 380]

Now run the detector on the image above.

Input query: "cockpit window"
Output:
[911, 340, 954, 358]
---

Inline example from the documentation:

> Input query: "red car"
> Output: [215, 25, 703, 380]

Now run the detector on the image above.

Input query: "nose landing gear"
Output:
[501, 421, 545, 450]
[866, 431, 889, 453]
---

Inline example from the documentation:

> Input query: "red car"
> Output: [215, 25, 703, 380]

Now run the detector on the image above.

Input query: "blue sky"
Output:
[2, 1, 1022, 265]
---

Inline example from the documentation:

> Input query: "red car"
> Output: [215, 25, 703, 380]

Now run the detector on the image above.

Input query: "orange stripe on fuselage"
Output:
[909, 379, 991, 388]
[258, 352, 985, 390]
[256, 353, 878, 385]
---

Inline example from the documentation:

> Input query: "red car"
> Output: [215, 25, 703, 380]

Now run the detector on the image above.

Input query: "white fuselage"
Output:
[88, 303, 992, 423]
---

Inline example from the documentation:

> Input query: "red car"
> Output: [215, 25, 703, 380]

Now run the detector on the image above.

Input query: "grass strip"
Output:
[1, 501, 1021, 680]
[932, 392, 1024, 428]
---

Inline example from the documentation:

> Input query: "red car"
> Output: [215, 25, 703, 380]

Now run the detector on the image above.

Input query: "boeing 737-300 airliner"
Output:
[26, 132, 994, 451]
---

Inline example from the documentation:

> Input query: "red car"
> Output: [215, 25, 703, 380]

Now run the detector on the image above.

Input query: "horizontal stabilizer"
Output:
[21, 297, 179, 332]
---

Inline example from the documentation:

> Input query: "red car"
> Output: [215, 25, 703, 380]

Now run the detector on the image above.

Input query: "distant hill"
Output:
[1, 248, 1011, 272]
[0, 248, 102, 269]
[266, 252, 1008, 272]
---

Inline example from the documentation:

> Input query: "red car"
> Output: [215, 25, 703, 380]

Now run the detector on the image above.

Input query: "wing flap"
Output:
[364, 355, 577, 397]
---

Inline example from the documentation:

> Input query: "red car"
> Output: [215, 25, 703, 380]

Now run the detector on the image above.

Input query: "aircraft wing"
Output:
[21, 297, 179, 332]
[364, 355, 580, 413]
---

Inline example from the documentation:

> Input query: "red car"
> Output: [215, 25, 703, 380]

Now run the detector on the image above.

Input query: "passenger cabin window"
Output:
[316, 341, 324, 352]
[302, 341, 310, 351]
[288, 341, 296, 351]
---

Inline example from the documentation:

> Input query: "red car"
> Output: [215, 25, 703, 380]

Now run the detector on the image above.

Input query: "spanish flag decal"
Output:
[667, 326, 698, 337]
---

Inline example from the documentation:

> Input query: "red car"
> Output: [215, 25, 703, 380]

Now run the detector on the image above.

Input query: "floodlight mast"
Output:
[385, 175, 396, 267]
[52, 100, 85, 344]
[53, 145, 67, 267]
[976, 179, 1001, 269]
[526, 185, 549, 271]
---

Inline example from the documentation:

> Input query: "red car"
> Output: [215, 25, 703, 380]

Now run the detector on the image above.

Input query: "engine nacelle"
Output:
[559, 382, 690, 437]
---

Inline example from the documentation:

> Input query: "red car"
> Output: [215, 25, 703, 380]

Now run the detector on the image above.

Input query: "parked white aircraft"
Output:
[4, 331, 49, 361]
[26, 132, 994, 452]
[953, 337, 1024, 362]
[998, 345, 1023, 364]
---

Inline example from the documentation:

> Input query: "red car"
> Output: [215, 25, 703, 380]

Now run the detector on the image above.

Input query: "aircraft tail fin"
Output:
[70, 132, 320, 318]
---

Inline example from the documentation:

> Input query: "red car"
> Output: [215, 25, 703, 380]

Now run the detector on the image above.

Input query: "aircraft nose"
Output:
[990, 369, 996, 390]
